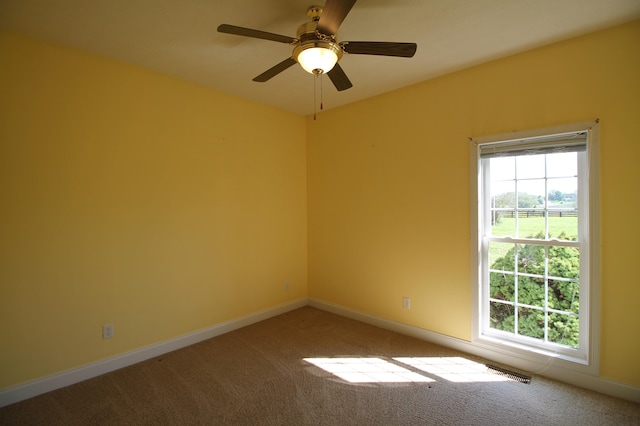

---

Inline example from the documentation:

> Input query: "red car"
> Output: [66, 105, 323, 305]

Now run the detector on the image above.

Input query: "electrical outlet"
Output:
[284, 282, 290, 291]
[403, 297, 411, 310]
[102, 324, 114, 339]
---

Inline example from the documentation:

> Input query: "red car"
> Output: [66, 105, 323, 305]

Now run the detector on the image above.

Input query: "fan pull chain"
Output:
[313, 73, 317, 120]
[313, 69, 324, 120]
[320, 73, 324, 111]
[312, 71, 325, 121]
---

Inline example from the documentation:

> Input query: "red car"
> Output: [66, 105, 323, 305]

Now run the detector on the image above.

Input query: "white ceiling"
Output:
[1, 0, 639, 116]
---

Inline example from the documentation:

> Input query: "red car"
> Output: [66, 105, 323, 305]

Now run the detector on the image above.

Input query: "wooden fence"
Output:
[494, 210, 578, 218]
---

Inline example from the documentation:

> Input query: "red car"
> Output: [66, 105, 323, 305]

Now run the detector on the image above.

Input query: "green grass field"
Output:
[492, 217, 578, 238]
[489, 217, 578, 261]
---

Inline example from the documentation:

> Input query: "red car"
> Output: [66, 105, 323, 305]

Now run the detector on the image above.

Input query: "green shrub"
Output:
[489, 232, 580, 348]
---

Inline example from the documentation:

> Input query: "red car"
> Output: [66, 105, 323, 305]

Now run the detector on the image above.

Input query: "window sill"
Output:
[472, 333, 597, 376]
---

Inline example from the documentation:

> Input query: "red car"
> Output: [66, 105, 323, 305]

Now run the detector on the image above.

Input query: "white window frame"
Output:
[470, 121, 600, 375]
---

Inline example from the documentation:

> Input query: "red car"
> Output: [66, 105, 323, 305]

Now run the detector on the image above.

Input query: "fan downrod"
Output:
[307, 5, 323, 21]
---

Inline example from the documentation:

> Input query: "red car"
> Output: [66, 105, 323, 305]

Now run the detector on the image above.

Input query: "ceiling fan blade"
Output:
[217, 24, 296, 44]
[316, 0, 357, 36]
[327, 63, 353, 91]
[342, 41, 417, 58]
[253, 57, 297, 82]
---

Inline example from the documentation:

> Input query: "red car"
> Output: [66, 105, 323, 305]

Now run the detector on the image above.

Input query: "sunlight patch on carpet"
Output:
[304, 356, 527, 384]
[303, 357, 435, 383]
[393, 357, 513, 383]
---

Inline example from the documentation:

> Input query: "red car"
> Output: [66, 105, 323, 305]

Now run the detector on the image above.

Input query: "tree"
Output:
[493, 192, 543, 209]
[491, 192, 544, 225]
[548, 189, 564, 202]
[489, 232, 580, 348]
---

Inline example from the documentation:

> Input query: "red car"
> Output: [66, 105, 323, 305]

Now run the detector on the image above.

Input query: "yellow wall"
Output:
[1, 19, 639, 392]
[308, 20, 640, 385]
[0, 32, 307, 388]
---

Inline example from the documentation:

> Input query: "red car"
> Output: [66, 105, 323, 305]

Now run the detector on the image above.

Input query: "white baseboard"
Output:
[308, 298, 640, 403]
[0, 298, 308, 408]
[3, 297, 638, 407]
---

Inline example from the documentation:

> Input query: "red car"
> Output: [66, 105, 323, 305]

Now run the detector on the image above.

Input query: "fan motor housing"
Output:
[294, 19, 343, 72]
[297, 21, 316, 41]
[293, 39, 343, 64]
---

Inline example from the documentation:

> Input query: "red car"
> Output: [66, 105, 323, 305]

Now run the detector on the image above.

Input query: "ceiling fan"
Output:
[217, 0, 417, 92]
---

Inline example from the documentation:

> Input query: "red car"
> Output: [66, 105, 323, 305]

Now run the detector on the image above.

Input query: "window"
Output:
[471, 122, 600, 370]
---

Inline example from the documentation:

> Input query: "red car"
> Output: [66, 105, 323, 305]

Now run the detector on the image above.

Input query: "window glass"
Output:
[478, 131, 590, 359]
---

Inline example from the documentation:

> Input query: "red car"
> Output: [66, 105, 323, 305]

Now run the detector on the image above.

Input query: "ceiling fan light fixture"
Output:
[294, 41, 342, 74]
[218, 0, 416, 91]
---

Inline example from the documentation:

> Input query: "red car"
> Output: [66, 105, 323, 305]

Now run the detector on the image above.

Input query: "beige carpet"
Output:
[1, 307, 638, 425]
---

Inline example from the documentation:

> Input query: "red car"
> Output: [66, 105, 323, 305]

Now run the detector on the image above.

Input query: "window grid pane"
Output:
[485, 150, 581, 350]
